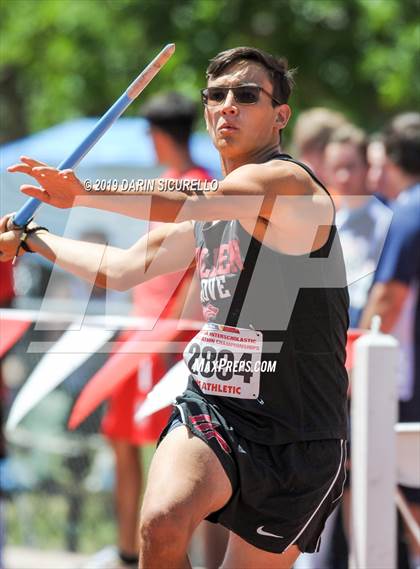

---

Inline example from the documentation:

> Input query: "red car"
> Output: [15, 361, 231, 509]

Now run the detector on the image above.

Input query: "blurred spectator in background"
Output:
[0, 260, 15, 567]
[367, 134, 388, 201]
[93, 92, 210, 569]
[291, 107, 347, 183]
[0, 260, 15, 311]
[324, 124, 396, 567]
[292, 110, 348, 569]
[325, 124, 392, 327]
[0, 260, 14, 459]
[295, 122, 394, 569]
[361, 112, 420, 569]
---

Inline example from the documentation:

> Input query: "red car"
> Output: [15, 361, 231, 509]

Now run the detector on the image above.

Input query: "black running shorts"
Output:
[158, 388, 347, 554]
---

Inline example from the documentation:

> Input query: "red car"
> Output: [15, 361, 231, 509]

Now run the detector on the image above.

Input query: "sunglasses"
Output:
[201, 83, 283, 107]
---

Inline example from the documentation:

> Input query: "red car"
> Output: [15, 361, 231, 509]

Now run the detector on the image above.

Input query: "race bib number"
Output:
[183, 324, 263, 399]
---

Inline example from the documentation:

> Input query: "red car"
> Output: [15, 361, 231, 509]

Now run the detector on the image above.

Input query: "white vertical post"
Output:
[350, 317, 399, 569]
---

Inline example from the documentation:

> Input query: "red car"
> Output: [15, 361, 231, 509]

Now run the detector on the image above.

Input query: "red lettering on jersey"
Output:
[196, 247, 211, 278]
[229, 240, 244, 272]
[203, 303, 219, 320]
[197, 239, 243, 278]
[209, 249, 218, 277]
[216, 244, 231, 275]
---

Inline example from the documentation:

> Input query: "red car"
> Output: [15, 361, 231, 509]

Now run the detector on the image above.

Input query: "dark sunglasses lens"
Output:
[206, 88, 228, 103]
[202, 86, 261, 105]
[235, 87, 260, 104]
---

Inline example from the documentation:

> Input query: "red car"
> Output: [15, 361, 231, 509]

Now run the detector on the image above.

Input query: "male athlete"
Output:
[2, 47, 349, 569]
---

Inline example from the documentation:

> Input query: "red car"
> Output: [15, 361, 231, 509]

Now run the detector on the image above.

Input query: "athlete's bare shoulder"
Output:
[229, 158, 334, 255]
[265, 158, 324, 197]
[222, 158, 320, 199]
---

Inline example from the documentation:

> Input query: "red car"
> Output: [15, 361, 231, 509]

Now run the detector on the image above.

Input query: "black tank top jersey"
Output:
[191, 154, 349, 444]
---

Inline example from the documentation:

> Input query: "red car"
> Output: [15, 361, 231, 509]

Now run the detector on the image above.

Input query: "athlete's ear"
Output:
[275, 104, 291, 131]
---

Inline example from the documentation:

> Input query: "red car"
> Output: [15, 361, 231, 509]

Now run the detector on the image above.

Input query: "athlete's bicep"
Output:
[119, 221, 196, 289]
[180, 163, 331, 237]
[180, 165, 267, 222]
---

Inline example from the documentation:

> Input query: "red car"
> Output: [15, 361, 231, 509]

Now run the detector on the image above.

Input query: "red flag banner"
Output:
[345, 328, 366, 370]
[68, 319, 197, 429]
[0, 318, 31, 358]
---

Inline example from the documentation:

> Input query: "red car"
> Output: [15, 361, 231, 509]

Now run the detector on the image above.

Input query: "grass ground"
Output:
[4, 444, 156, 554]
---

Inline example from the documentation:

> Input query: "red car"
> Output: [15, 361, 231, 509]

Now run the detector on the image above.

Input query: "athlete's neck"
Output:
[221, 143, 282, 176]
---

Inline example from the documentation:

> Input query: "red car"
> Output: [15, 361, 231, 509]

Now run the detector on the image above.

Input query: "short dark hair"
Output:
[383, 113, 420, 175]
[206, 47, 295, 105]
[328, 123, 368, 164]
[140, 92, 197, 145]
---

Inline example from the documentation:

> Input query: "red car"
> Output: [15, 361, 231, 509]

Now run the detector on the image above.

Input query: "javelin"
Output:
[12, 43, 176, 228]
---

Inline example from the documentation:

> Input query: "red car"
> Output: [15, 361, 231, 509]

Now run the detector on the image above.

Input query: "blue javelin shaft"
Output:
[12, 43, 175, 228]
[13, 94, 130, 226]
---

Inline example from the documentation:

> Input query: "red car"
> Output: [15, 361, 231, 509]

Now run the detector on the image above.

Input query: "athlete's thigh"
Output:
[221, 531, 301, 569]
[142, 425, 233, 525]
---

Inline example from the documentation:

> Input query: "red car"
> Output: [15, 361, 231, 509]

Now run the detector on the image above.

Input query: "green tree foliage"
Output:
[1, 0, 418, 143]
